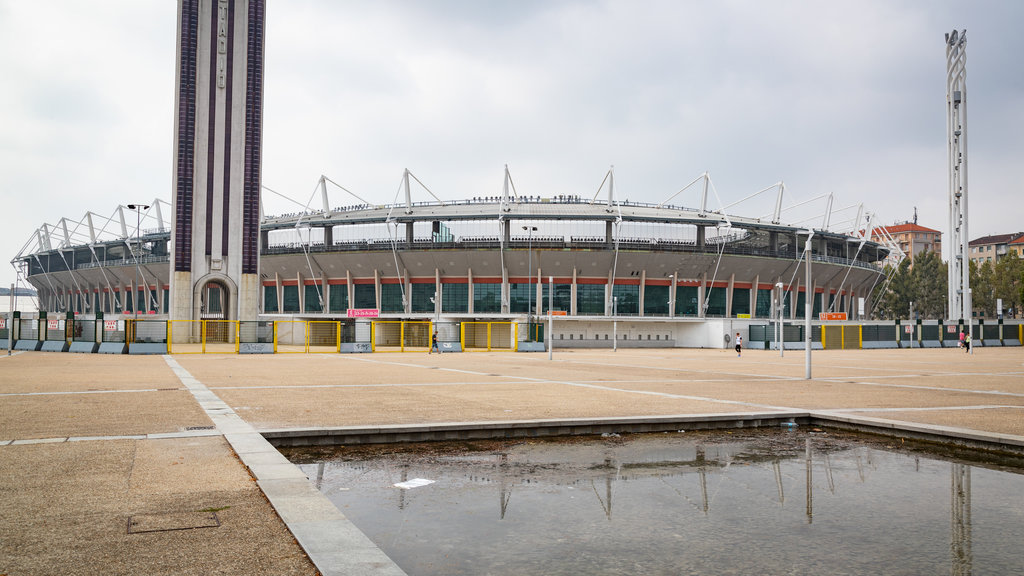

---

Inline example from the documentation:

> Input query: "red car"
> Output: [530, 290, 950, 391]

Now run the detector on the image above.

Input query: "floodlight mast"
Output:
[946, 29, 971, 325]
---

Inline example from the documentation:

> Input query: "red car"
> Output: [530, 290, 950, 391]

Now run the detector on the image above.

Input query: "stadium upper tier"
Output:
[12, 191, 890, 319]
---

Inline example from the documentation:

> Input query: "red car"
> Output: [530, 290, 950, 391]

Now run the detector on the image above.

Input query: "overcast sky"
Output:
[2, 0, 1022, 290]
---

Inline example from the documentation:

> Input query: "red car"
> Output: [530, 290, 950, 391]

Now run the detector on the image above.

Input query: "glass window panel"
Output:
[328, 285, 348, 313]
[380, 284, 404, 313]
[304, 285, 323, 312]
[755, 289, 772, 318]
[576, 284, 605, 315]
[282, 285, 300, 313]
[264, 286, 278, 313]
[612, 284, 639, 316]
[675, 286, 698, 316]
[705, 287, 727, 317]
[644, 285, 669, 316]
[732, 288, 751, 316]
[473, 283, 501, 313]
[356, 282, 380, 309]
[353, 284, 376, 309]
[442, 284, 468, 313]
[541, 284, 571, 314]
[411, 283, 434, 313]
[508, 283, 531, 314]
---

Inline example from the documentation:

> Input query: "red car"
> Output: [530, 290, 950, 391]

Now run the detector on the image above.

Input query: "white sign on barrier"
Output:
[947, 325, 957, 333]
[104, 320, 118, 332]
[904, 325, 913, 334]
[47, 319, 59, 330]
[0, 318, 5, 330]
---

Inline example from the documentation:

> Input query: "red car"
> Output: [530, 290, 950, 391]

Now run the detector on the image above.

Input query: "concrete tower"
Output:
[170, 0, 264, 323]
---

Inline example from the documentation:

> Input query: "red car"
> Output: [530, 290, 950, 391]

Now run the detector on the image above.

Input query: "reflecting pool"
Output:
[285, 429, 1024, 575]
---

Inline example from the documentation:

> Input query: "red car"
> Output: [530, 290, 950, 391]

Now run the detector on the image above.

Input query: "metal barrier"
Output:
[274, 320, 310, 353]
[44, 318, 66, 342]
[102, 320, 127, 343]
[240, 321, 275, 342]
[982, 323, 1000, 346]
[941, 324, 962, 347]
[168, 320, 204, 354]
[372, 320, 433, 352]
[72, 320, 97, 343]
[133, 320, 169, 344]
[462, 321, 517, 351]
[19, 318, 39, 342]
[204, 320, 239, 353]
[307, 320, 341, 353]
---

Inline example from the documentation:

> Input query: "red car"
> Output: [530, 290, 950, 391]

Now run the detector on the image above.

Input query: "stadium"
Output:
[9, 168, 901, 352]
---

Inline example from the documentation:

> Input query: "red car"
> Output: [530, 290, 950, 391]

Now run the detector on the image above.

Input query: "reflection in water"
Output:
[951, 463, 972, 576]
[289, 430, 1020, 576]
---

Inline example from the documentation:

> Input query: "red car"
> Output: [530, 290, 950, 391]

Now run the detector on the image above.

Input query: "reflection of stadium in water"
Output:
[292, 431, 1013, 575]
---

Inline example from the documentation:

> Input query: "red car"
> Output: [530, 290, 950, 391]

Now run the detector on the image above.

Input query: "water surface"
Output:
[287, 429, 1024, 575]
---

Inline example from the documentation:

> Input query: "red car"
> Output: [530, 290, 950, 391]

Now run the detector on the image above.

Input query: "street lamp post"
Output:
[613, 296, 618, 352]
[127, 204, 149, 323]
[548, 276, 553, 360]
[804, 233, 813, 379]
[523, 226, 537, 341]
[776, 282, 785, 357]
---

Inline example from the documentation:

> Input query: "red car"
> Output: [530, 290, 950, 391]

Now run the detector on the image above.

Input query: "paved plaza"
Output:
[1, 346, 1023, 574]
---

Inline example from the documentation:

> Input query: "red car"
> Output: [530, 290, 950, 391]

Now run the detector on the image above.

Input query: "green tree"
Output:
[875, 259, 914, 320]
[910, 250, 947, 319]
[993, 251, 1023, 318]
[970, 259, 996, 318]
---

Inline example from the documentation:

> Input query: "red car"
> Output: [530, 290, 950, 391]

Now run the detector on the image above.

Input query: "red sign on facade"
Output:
[347, 308, 380, 318]
[818, 312, 847, 321]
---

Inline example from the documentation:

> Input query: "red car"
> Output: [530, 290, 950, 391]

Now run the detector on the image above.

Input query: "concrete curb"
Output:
[162, 356, 407, 576]
[262, 411, 1024, 457]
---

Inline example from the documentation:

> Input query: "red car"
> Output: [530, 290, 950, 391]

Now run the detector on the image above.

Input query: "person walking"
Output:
[735, 332, 743, 357]
[958, 330, 965, 349]
[430, 329, 439, 354]
[964, 332, 972, 355]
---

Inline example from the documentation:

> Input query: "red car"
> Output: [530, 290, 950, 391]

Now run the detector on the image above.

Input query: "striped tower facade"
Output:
[171, 0, 264, 322]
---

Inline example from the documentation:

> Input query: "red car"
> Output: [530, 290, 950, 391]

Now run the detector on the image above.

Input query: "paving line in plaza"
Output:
[210, 380, 541, 390]
[830, 405, 1024, 413]
[0, 388, 179, 397]
[331, 354, 799, 410]
[2, 429, 221, 446]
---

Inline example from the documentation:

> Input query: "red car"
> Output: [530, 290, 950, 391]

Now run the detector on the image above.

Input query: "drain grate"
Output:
[185, 426, 215, 431]
[128, 511, 220, 534]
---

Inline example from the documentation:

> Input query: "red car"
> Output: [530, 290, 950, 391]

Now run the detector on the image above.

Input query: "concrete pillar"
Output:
[638, 270, 647, 317]
[571, 268, 578, 316]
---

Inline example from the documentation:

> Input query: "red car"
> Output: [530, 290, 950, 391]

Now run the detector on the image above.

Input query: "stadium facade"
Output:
[11, 170, 891, 349]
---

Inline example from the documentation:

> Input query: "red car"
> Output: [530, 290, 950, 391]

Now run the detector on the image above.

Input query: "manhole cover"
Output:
[128, 511, 220, 534]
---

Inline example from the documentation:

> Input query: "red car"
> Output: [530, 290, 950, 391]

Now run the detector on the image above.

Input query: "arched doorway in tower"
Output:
[200, 280, 232, 347]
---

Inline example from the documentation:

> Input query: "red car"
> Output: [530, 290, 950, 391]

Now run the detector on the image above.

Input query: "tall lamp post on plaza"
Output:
[776, 282, 785, 357]
[127, 204, 149, 323]
[523, 225, 537, 341]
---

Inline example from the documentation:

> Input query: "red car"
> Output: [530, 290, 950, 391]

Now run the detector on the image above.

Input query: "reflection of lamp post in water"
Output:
[127, 204, 149, 324]
[523, 226, 537, 341]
